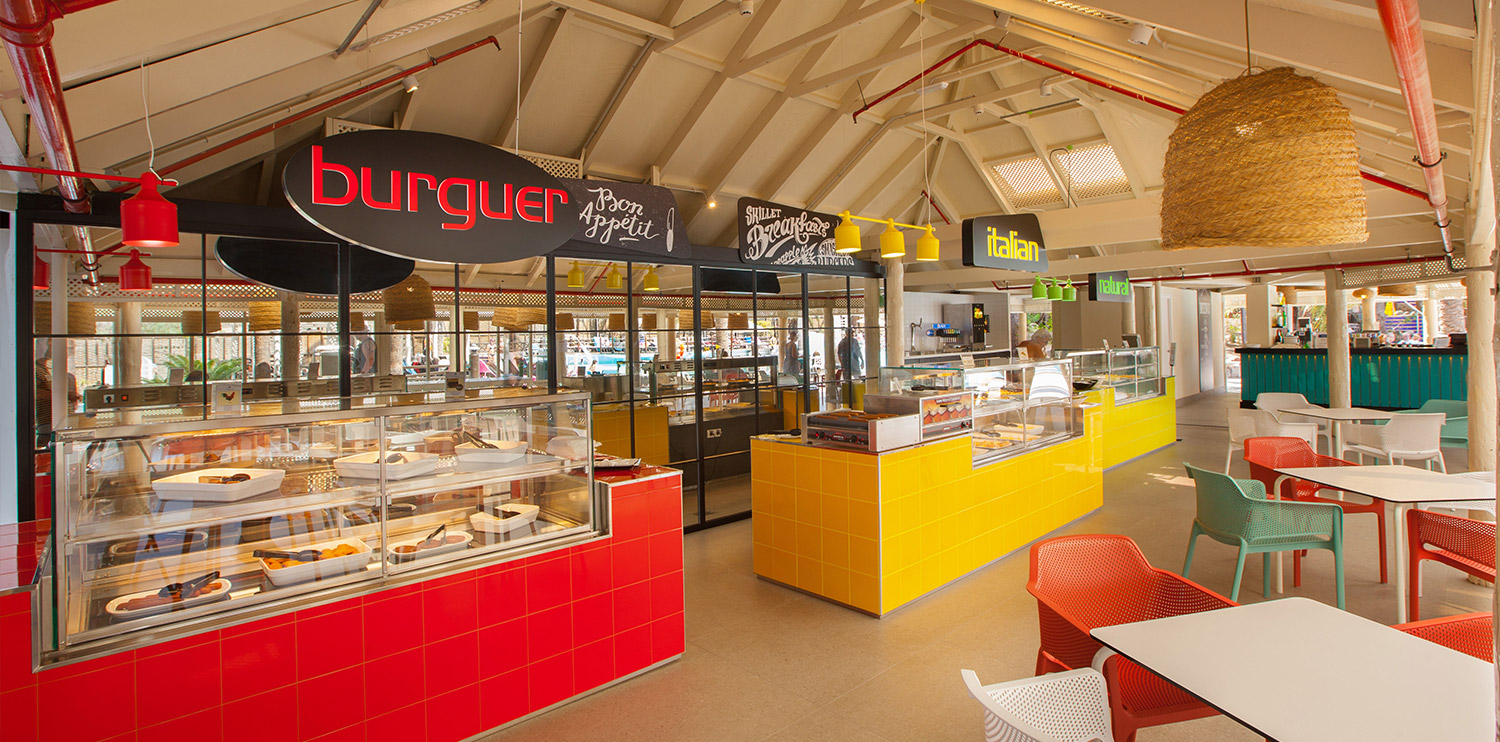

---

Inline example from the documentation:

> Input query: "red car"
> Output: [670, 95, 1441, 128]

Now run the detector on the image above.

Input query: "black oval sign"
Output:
[283, 130, 580, 264]
[215, 237, 414, 295]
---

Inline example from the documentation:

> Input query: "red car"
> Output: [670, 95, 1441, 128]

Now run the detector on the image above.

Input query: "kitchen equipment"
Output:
[801, 410, 921, 452]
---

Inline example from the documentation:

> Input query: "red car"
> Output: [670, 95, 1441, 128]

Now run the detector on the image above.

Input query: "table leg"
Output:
[1393, 501, 1410, 623]
[1272, 475, 1291, 594]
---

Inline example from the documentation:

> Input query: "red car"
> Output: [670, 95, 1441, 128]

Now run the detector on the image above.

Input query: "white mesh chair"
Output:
[961, 668, 1113, 742]
[1254, 392, 1330, 452]
[1340, 412, 1447, 472]
[1226, 409, 1318, 472]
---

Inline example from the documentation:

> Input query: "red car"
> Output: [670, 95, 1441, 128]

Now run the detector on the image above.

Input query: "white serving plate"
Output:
[469, 503, 540, 534]
[106, 531, 208, 559]
[455, 439, 528, 462]
[152, 468, 286, 503]
[259, 538, 373, 587]
[105, 578, 232, 620]
[333, 451, 440, 480]
[386, 530, 474, 562]
[308, 443, 340, 461]
[386, 431, 427, 447]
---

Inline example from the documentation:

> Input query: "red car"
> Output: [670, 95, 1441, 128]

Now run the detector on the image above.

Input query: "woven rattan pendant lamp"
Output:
[383, 274, 437, 324]
[1160, 67, 1368, 249]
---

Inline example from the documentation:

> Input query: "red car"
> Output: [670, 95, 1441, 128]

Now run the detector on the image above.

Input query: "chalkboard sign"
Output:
[736, 197, 857, 268]
[214, 237, 413, 295]
[559, 178, 691, 258]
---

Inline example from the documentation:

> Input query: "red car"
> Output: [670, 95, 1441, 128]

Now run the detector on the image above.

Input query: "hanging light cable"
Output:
[121, 57, 178, 248]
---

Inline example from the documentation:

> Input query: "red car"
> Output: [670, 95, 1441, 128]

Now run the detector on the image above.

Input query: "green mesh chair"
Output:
[1416, 399, 1468, 448]
[1182, 464, 1345, 609]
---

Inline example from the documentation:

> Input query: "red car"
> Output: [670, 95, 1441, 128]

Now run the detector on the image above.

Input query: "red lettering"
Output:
[360, 167, 400, 211]
[311, 146, 356, 206]
[517, 186, 546, 223]
[405, 172, 437, 212]
[478, 182, 513, 220]
[437, 177, 477, 231]
[544, 188, 569, 223]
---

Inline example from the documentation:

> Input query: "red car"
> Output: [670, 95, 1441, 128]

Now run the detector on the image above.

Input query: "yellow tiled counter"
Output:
[593, 404, 670, 465]
[750, 403, 1104, 616]
[1091, 378, 1177, 468]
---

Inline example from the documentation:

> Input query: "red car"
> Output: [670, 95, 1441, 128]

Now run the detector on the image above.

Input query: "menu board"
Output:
[558, 178, 691, 258]
[736, 197, 857, 268]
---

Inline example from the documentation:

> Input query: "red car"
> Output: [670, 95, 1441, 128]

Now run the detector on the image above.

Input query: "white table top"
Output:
[1279, 407, 1396, 422]
[1091, 598, 1495, 742]
[1273, 465, 1494, 504]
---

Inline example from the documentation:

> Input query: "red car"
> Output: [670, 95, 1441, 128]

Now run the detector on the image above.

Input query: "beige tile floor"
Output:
[484, 392, 1491, 741]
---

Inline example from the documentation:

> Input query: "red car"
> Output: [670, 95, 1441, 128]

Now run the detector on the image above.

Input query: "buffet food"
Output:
[105, 572, 232, 619]
[469, 502, 540, 534]
[454, 437, 528, 469]
[107, 531, 208, 560]
[152, 467, 286, 502]
[257, 537, 372, 586]
[333, 450, 441, 480]
[386, 524, 474, 562]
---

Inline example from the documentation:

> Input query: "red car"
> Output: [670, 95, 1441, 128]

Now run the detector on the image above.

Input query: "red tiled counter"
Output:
[0, 467, 683, 742]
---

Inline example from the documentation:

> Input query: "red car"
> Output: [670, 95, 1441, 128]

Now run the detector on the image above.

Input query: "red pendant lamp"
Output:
[121, 171, 178, 248]
[32, 255, 48, 290]
[118, 249, 153, 292]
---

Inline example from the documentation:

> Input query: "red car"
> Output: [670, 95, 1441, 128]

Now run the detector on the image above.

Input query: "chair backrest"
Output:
[1410, 509, 1496, 571]
[1254, 392, 1309, 415]
[1028, 535, 1159, 626]
[1243, 436, 1321, 496]
[1395, 613, 1494, 663]
[1417, 399, 1467, 418]
[1185, 464, 1256, 537]
[1379, 412, 1446, 452]
[961, 668, 1113, 742]
[1227, 408, 1265, 445]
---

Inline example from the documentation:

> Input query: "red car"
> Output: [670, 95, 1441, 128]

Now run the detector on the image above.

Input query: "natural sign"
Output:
[559, 178, 691, 258]
[961, 214, 1048, 272]
[284, 130, 579, 264]
[736, 198, 857, 267]
[1090, 270, 1132, 303]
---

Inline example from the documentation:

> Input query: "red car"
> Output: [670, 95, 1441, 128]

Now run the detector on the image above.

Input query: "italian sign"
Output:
[961, 214, 1048, 272]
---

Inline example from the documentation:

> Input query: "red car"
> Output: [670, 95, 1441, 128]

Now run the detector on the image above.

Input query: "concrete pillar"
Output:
[374, 312, 393, 376]
[279, 292, 300, 382]
[1326, 270, 1351, 408]
[1244, 283, 1275, 347]
[1140, 284, 1158, 347]
[119, 302, 142, 386]
[885, 259, 905, 365]
[1122, 285, 1137, 337]
[863, 277, 880, 376]
[1422, 287, 1441, 343]
[1361, 293, 1378, 332]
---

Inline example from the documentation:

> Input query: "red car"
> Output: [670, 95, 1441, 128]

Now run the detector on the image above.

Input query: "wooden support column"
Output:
[863, 277, 881, 375]
[1141, 284, 1158, 347]
[1122, 284, 1137, 337]
[1423, 287, 1441, 343]
[1244, 284, 1275, 347]
[886, 259, 905, 366]
[1361, 293, 1379, 331]
[1326, 270, 1351, 408]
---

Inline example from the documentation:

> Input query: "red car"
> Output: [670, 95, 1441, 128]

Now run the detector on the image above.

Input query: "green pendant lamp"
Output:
[1031, 276, 1048, 300]
[1061, 278, 1077, 302]
[1047, 278, 1063, 301]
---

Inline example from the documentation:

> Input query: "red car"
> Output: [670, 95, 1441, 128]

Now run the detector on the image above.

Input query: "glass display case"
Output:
[880, 360, 1082, 465]
[646, 356, 778, 424]
[1054, 347, 1163, 404]
[41, 393, 599, 664]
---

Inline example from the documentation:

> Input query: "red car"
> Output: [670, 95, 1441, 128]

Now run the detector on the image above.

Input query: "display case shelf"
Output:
[1054, 346, 1164, 405]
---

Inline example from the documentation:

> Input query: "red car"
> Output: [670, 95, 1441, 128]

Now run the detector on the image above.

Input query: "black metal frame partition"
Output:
[12, 193, 883, 532]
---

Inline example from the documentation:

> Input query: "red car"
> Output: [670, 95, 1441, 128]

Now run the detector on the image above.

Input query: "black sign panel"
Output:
[1089, 270, 1132, 303]
[215, 238, 413, 295]
[283, 130, 579, 264]
[736, 198, 857, 268]
[961, 214, 1048, 272]
[559, 178, 690, 258]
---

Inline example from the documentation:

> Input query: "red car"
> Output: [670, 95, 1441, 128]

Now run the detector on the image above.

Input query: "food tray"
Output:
[469, 503, 540, 534]
[151, 468, 286, 503]
[259, 538, 373, 587]
[334, 451, 440, 480]
[106, 531, 209, 560]
[386, 530, 474, 562]
[386, 431, 427, 447]
[105, 578, 232, 620]
[454, 439, 528, 466]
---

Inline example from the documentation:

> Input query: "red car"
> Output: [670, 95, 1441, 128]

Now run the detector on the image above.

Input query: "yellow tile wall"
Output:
[593, 404, 671, 465]
[751, 403, 1105, 616]
[1100, 379, 1178, 468]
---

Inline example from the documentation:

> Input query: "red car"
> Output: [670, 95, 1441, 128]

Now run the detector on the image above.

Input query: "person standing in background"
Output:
[836, 331, 864, 381]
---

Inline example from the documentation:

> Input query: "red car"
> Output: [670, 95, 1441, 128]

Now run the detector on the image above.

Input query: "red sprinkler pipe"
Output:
[1374, 0, 1454, 258]
[855, 38, 1430, 202]
[0, 0, 88, 212]
[988, 255, 1444, 290]
[112, 36, 503, 192]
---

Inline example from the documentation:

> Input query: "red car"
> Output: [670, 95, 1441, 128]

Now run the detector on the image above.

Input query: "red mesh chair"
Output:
[1407, 509, 1496, 620]
[1027, 535, 1236, 742]
[1244, 436, 1386, 585]
[1394, 612, 1493, 662]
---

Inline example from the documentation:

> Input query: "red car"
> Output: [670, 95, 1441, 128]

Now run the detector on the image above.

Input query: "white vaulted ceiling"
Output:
[0, 0, 1483, 289]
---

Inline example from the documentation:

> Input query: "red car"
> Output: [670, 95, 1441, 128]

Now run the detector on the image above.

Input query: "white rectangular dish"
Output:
[333, 451, 440, 480]
[151, 468, 286, 503]
[259, 538, 373, 587]
[386, 530, 474, 562]
[105, 578, 233, 620]
[455, 439, 528, 464]
[469, 503, 540, 534]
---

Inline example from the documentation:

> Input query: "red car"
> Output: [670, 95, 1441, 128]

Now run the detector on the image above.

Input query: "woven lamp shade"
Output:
[32, 302, 97, 335]
[1379, 283, 1417, 297]
[383, 274, 437, 323]
[182, 310, 221, 334]
[1351, 288, 1374, 300]
[515, 308, 546, 328]
[248, 301, 281, 332]
[348, 311, 367, 332]
[392, 319, 426, 331]
[1160, 67, 1368, 250]
[640, 312, 658, 331]
[555, 313, 575, 330]
[608, 313, 627, 331]
[463, 311, 480, 331]
[677, 309, 717, 328]
[728, 312, 750, 330]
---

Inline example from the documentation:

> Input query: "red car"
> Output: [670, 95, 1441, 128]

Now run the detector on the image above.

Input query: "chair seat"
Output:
[1115, 657, 1205, 716]
[1194, 521, 1332, 548]
[1426, 547, 1498, 579]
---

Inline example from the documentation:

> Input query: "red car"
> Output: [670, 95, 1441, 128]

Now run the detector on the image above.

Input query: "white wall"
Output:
[900, 291, 1010, 356]
[1052, 298, 1127, 349]
[1, 216, 16, 524]
[1158, 286, 1203, 399]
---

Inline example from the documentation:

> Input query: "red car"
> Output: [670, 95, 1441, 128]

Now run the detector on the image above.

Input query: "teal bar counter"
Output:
[1237, 347, 1467, 409]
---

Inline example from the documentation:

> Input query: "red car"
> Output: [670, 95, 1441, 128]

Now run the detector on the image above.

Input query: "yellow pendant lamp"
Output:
[878, 220, 905, 259]
[605, 266, 623, 290]
[835, 211, 862, 254]
[566, 261, 585, 289]
[643, 267, 660, 292]
[915, 225, 940, 261]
